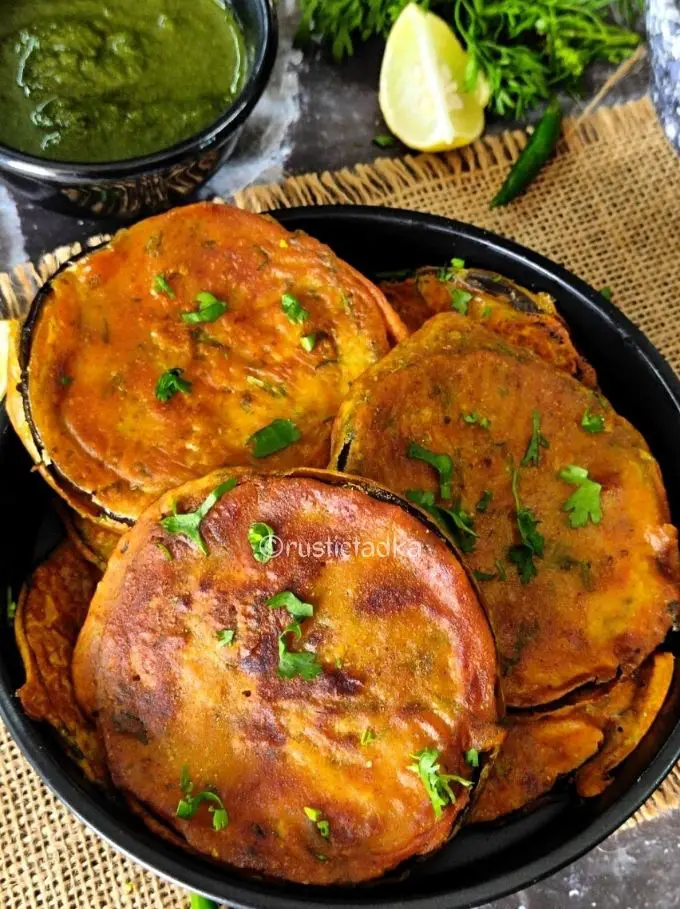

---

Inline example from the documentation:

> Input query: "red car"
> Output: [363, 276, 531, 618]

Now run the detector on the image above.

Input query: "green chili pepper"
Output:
[490, 97, 563, 208]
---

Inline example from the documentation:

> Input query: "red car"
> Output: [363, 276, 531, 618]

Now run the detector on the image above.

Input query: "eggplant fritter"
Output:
[471, 652, 674, 822]
[73, 469, 502, 884]
[381, 266, 596, 387]
[330, 313, 679, 707]
[15, 540, 107, 782]
[8, 203, 407, 529]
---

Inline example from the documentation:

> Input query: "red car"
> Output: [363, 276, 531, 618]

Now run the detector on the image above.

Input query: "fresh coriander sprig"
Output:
[407, 442, 454, 500]
[410, 748, 473, 818]
[521, 410, 549, 467]
[507, 467, 544, 583]
[559, 465, 603, 527]
[176, 766, 228, 831]
[248, 522, 276, 563]
[160, 478, 236, 554]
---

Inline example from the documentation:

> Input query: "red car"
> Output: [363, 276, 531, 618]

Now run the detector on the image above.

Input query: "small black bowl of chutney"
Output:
[0, 0, 277, 218]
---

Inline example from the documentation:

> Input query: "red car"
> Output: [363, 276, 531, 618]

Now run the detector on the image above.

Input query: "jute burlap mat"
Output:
[1, 95, 679, 909]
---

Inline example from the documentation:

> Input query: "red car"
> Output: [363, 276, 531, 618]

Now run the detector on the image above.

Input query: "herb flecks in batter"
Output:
[156, 542, 173, 561]
[160, 478, 236, 555]
[248, 523, 276, 564]
[6, 587, 17, 625]
[507, 468, 544, 584]
[521, 410, 549, 467]
[463, 411, 491, 430]
[410, 748, 473, 819]
[181, 292, 228, 324]
[465, 748, 479, 768]
[217, 629, 236, 648]
[407, 442, 454, 500]
[250, 419, 301, 458]
[153, 273, 175, 298]
[360, 727, 377, 746]
[281, 292, 309, 324]
[245, 375, 286, 398]
[476, 490, 493, 513]
[155, 367, 191, 402]
[559, 465, 603, 528]
[176, 766, 228, 831]
[300, 333, 318, 352]
[581, 409, 605, 434]
[304, 807, 330, 839]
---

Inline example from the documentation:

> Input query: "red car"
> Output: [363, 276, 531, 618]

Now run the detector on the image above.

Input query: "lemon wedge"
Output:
[379, 3, 489, 152]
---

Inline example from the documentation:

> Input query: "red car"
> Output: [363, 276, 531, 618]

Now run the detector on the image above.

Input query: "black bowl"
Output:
[1, 206, 679, 908]
[0, 0, 277, 220]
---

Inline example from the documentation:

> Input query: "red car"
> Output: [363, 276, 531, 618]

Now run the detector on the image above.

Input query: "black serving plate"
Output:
[1, 206, 680, 909]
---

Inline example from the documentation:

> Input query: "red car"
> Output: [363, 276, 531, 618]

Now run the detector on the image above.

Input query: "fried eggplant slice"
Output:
[15, 540, 107, 782]
[59, 507, 122, 570]
[330, 313, 679, 707]
[73, 468, 502, 884]
[8, 202, 407, 529]
[471, 652, 674, 822]
[381, 267, 596, 387]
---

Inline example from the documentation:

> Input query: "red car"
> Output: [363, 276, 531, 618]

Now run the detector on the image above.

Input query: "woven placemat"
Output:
[1, 95, 679, 909]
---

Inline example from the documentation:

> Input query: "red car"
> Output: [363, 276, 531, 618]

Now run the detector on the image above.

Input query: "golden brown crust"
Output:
[330, 313, 678, 707]
[59, 506, 123, 570]
[14, 203, 404, 528]
[381, 267, 597, 387]
[15, 540, 107, 782]
[471, 652, 675, 822]
[74, 468, 502, 884]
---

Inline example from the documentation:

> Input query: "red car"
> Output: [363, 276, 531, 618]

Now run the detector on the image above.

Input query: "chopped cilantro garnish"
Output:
[181, 292, 228, 324]
[160, 478, 236, 555]
[250, 419, 301, 458]
[465, 748, 479, 768]
[248, 522, 276, 563]
[372, 133, 396, 147]
[59, 374, 73, 387]
[521, 410, 549, 467]
[216, 629, 235, 648]
[463, 411, 491, 430]
[473, 569, 497, 582]
[360, 727, 377, 746]
[304, 806, 330, 838]
[155, 367, 191, 402]
[507, 468, 544, 584]
[559, 465, 603, 528]
[6, 587, 17, 625]
[437, 258, 466, 281]
[406, 488, 436, 510]
[407, 442, 454, 500]
[476, 490, 493, 513]
[581, 410, 605, 433]
[153, 273, 175, 298]
[300, 333, 318, 352]
[405, 489, 477, 553]
[176, 766, 228, 831]
[278, 622, 322, 680]
[451, 289, 472, 315]
[451, 257, 465, 269]
[410, 748, 473, 819]
[481, 304, 492, 318]
[281, 292, 309, 324]
[267, 590, 314, 619]
[600, 286, 613, 301]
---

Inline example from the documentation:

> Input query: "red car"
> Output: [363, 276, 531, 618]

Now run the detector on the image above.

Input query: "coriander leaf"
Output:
[410, 748, 472, 819]
[300, 333, 317, 352]
[508, 468, 544, 583]
[248, 522, 276, 563]
[437, 502, 478, 553]
[465, 748, 479, 768]
[278, 624, 322, 681]
[281, 292, 309, 324]
[216, 629, 235, 648]
[156, 542, 173, 561]
[6, 587, 17, 625]
[407, 442, 454, 500]
[451, 289, 472, 315]
[437, 257, 465, 281]
[250, 419, 301, 458]
[600, 286, 613, 301]
[581, 410, 605, 433]
[155, 367, 191, 402]
[360, 727, 377, 746]
[476, 490, 493, 513]
[508, 544, 537, 584]
[405, 488, 436, 510]
[182, 292, 228, 324]
[59, 374, 73, 387]
[153, 273, 175, 298]
[473, 569, 497, 582]
[373, 133, 396, 147]
[521, 410, 549, 467]
[451, 257, 465, 269]
[267, 590, 314, 619]
[559, 465, 603, 528]
[175, 769, 228, 832]
[463, 411, 491, 430]
[160, 478, 236, 554]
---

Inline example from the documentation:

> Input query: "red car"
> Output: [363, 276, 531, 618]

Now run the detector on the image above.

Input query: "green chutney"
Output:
[0, 0, 247, 162]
